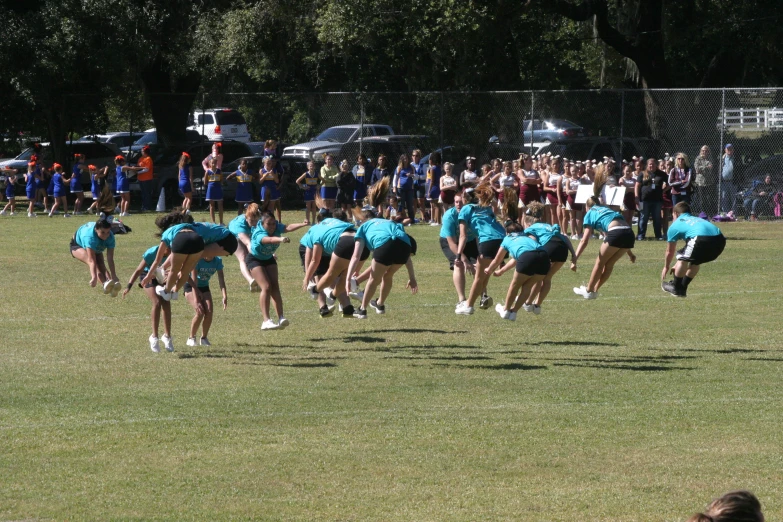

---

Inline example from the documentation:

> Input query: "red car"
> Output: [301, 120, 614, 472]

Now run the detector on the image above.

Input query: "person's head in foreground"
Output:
[686, 490, 763, 522]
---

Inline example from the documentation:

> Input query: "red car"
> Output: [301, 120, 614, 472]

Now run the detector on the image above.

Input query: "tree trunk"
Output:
[140, 55, 201, 147]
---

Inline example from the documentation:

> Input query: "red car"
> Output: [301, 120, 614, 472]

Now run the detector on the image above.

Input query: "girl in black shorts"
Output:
[122, 244, 173, 353]
[572, 166, 637, 300]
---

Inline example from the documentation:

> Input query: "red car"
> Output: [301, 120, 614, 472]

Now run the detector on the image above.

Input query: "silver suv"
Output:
[282, 124, 395, 161]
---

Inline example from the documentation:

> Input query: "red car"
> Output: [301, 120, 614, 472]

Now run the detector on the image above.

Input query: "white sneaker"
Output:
[8, 212, 15, 216]
[200, 337, 211, 346]
[0, 210, 6, 215]
[154, 266, 166, 283]
[103, 280, 114, 295]
[170, 290, 179, 301]
[349, 289, 364, 301]
[155, 285, 172, 301]
[455, 303, 474, 315]
[161, 334, 174, 352]
[63, 213, 71, 218]
[573, 285, 587, 297]
[307, 283, 318, 300]
[48, 212, 54, 217]
[149, 335, 160, 353]
[278, 317, 289, 329]
[430, 222, 440, 227]
[508, 312, 517, 321]
[186, 337, 198, 347]
[261, 319, 279, 330]
[533, 305, 542, 315]
[495, 303, 510, 319]
[349, 276, 359, 293]
[571, 234, 580, 240]
[324, 287, 335, 303]
[110, 280, 122, 298]
[522, 303, 535, 313]
[584, 290, 598, 300]
[28, 212, 36, 217]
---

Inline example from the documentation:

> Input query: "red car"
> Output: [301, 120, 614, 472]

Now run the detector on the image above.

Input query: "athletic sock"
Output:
[682, 276, 693, 289]
[673, 276, 685, 292]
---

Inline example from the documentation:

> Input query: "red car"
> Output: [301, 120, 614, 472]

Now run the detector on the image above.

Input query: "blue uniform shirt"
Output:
[75, 222, 116, 253]
[228, 215, 253, 238]
[440, 206, 477, 241]
[309, 218, 355, 255]
[250, 222, 287, 260]
[524, 223, 567, 246]
[667, 213, 722, 242]
[500, 233, 545, 260]
[583, 206, 623, 233]
[142, 245, 159, 274]
[396, 166, 414, 190]
[355, 218, 410, 250]
[458, 203, 505, 243]
[194, 257, 223, 287]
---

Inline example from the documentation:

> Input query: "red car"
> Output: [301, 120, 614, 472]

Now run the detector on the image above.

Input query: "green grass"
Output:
[1, 212, 782, 521]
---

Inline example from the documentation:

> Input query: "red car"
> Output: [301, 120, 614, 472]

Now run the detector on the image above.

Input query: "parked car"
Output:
[125, 129, 207, 159]
[0, 141, 117, 194]
[188, 108, 251, 143]
[522, 119, 587, 143]
[534, 137, 664, 164]
[76, 132, 142, 151]
[282, 124, 395, 161]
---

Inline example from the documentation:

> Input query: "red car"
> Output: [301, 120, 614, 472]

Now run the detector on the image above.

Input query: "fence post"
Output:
[439, 91, 444, 151]
[359, 96, 364, 157]
[278, 92, 284, 140]
[128, 92, 134, 154]
[719, 88, 725, 214]
[200, 94, 206, 137]
[529, 90, 535, 154]
[619, 90, 625, 163]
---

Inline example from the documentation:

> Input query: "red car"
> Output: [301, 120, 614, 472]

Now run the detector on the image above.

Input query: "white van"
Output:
[188, 108, 251, 143]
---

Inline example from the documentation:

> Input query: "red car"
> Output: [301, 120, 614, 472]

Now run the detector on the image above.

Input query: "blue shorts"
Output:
[179, 179, 192, 195]
[260, 181, 280, 201]
[116, 179, 129, 193]
[321, 186, 337, 200]
[235, 183, 253, 203]
[303, 188, 316, 202]
[54, 187, 67, 198]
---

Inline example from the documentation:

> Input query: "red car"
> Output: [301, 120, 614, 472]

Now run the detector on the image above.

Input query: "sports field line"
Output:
[2, 395, 780, 432]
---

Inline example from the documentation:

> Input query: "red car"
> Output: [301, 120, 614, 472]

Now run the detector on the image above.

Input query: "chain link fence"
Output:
[36, 88, 783, 217]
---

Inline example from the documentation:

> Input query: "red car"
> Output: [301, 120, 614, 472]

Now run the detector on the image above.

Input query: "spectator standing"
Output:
[668, 153, 692, 206]
[635, 158, 666, 240]
[720, 143, 736, 214]
[426, 151, 442, 225]
[352, 154, 369, 205]
[137, 145, 155, 212]
[692, 145, 713, 214]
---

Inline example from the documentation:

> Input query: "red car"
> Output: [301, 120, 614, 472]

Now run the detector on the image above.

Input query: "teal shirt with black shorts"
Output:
[228, 215, 253, 238]
[500, 234, 545, 260]
[458, 204, 505, 243]
[355, 219, 410, 250]
[194, 257, 223, 289]
[441, 207, 478, 241]
[309, 218, 356, 255]
[667, 213, 722, 241]
[583, 206, 623, 233]
[668, 213, 725, 266]
[250, 223, 287, 260]
[74, 222, 116, 253]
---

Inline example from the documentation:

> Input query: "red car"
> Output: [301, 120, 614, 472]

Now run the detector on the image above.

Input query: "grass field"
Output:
[1, 211, 782, 521]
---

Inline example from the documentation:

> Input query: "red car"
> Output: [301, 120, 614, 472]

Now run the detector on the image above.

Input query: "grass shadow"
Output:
[553, 362, 693, 372]
[272, 362, 338, 368]
[435, 362, 547, 371]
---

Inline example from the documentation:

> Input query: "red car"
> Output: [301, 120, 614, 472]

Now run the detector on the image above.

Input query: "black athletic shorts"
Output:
[69, 237, 80, 256]
[141, 277, 160, 289]
[603, 227, 635, 249]
[333, 234, 370, 261]
[214, 234, 238, 256]
[478, 238, 503, 259]
[373, 237, 411, 266]
[184, 283, 210, 294]
[171, 230, 205, 255]
[440, 237, 479, 269]
[677, 234, 726, 266]
[543, 236, 570, 263]
[246, 254, 277, 271]
[515, 250, 551, 276]
[299, 245, 331, 276]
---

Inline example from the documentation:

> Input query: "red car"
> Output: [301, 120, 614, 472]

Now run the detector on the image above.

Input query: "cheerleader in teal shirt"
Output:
[572, 167, 636, 300]
[248, 212, 309, 330]
[122, 245, 174, 353]
[228, 203, 262, 292]
[70, 217, 120, 295]
[344, 178, 418, 319]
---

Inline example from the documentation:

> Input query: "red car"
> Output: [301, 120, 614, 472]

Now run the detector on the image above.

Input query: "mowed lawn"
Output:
[1, 211, 782, 521]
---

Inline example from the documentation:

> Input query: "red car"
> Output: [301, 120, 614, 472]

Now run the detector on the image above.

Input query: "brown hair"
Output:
[686, 490, 764, 522]
[244, 202, 261, 221]
[474, 182, 495, 207]
[96, 184, 115, 213]
[673, 201, 691, 215]
[154, 208, 193, 237]
[502, 187, 518, 223]
[524, 201, 545, 225]
[586, 164, 609, 208]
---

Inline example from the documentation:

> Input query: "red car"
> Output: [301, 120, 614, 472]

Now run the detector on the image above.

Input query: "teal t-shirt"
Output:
[355, 218, 410, 250]
[250, 222, 287, 260]
[458, 204, 505, 243]
[440, 206, 477, 241]
[583, 206, 623, 233]
[310, 218, 355, 255]
[74, 222, 116, 253]
[142, 245, 159, 274]
[667, 213, 722, 242]
[228, 215, 253, 238]
[194, 257, 223, 287]
[500, 233, 545, 260]
[299, 227, 315, 249]
[524, 223, 566, 246]
[161, 222, 230, 247]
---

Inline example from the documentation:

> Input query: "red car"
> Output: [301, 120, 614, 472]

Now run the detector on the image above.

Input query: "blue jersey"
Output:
[250, 222, 287, 260]
[228, 215, 253, 238]
[309, 218, 355, 255]
[161, 222, 230, 247]
[74, 222, 116, 253]
[500, 233, 545, 260]
[115, 165, 126, 184]
[194, 257, 223, 287]
[458, 204, 505, 243]
[142, 245, 159, 274]
[440, 206, 477, 241]
[583, 206, 623, 233]
[667, 213, 722, 242]
[396, 166, 414, 190]
[71, 164, 83, 190]
[524, 223, 566, 246]
[355, 218, 410, 250]
[25, 172, 36, 191]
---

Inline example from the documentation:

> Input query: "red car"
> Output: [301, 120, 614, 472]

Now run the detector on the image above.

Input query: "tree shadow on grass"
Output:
[387, 355, 493, 361]
[723, 236, 765, 241]
[553, 362, 693, 372]
[271, 362, 338, 368]
[744, 357, 783, 362]
[435, 362, 547, 371]
[501, 340, 622, 348]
